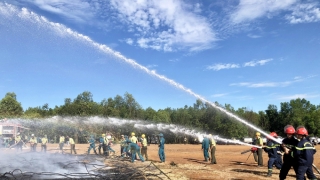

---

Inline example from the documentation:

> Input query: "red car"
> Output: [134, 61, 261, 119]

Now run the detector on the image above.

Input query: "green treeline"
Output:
[1, 91, 320, 138]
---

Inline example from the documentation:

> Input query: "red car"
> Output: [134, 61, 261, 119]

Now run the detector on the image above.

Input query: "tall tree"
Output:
[265, 105, 280, 132]
[0, 93, 23, 117]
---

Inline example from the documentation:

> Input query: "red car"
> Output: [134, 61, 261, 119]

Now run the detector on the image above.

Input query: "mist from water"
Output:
[0, 2, 280, 144]
[0, 151, 106, 179]
[10, 116, 260, 148]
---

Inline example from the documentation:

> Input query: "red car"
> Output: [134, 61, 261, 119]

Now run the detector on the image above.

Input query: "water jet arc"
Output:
[0, 3, 280, 144]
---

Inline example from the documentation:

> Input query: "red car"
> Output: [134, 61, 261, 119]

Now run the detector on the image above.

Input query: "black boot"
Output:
[266, 170, 272, 177]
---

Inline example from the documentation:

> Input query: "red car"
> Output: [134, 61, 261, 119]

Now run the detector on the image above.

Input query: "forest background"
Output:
[0, 91, 319, 143]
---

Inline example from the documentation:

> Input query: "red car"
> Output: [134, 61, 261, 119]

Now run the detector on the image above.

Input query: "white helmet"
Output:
[17, 132, 20, 135]
[31, 134, 34, 136]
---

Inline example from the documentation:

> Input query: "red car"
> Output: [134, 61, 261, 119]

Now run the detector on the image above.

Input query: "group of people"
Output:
[252, 125, 317, 180]
[87, 133, 115, 156]
[6, 125, 317, 179]
[8, 133, 76, 154]
[88, 132, 166, 163]
[120, 132, 166, 163]
[86, 132, 166, 163]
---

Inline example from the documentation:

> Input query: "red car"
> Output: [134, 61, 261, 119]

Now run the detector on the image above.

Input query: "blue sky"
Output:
[0, 0, 319, 112]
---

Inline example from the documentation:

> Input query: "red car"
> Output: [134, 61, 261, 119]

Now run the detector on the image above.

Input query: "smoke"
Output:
[0, 151, 105, 179]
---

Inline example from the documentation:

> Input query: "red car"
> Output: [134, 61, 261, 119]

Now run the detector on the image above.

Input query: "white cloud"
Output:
[285, 2, 320, 24]
[230, 75, 315, 88]
[109, 0, 217, 52]
[146, 64, 158, 69]
[247, 34, 262, 38]
[243, 59, 273, 67]
[206, 63, 240, 71]
[169, 58, 180, 62]
[208, 58, 272, 71]
[230, 0, 297, 24]
[277, 93, 320, 100]
[211, 93, 228, 98]
[29, 0, 94, 23]
[126, 38, 134, 45]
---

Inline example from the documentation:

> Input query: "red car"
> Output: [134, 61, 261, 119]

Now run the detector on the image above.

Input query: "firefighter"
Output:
[253, 132, 263, 167]
[98, 134, 108, 155]
[41, 135, 48, 153]
[130, 132, 138, 159]
[127, 140, 144, 163]
[59, 135, 65, 154]
[123, 135, 130, 157]
[87, 135, 98, 155]
[263, 132, 282, 177]
[158, 133, 165, 163]
[209, 134, 217, 164]
[29, 134, 37, 152]
[279, 125, 299, 179]
[107, 134, 115, 155]
[130, 132, 138, 143]
[69, 136, 77, 154]
[293, 126, 317, 180]
[120, 135, 126, 157]
[202, 135, 210, 162]
[15, 133, 23, 152]
[141, 134, 148, 161]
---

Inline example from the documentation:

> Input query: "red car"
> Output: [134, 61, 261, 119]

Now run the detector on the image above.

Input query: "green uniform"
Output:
[210, 137, 217, 164]
[69, 138, 77, 154]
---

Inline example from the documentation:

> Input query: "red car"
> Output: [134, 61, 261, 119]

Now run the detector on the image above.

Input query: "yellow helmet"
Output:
[141, 134, 145, 138]
[255, 132, 261, 136]
[102, 134, 105, 137]
[131, 132, 135, 136]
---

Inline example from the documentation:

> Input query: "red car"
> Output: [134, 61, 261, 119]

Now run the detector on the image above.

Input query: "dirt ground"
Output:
[37, 143, 320, 180]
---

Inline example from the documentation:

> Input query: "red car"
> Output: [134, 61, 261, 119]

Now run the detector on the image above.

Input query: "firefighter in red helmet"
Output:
[263, 132, 282, 177]
[279, 125, 298, 180]
[293, 126, 317, 180]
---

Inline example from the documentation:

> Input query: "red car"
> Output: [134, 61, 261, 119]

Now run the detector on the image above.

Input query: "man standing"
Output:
[59, 135, 65, 154]
[87, 135, 98, 155]
[254, 132, 263, 167]
[41, 135, 48, 153]
[127, 140, 144, 163]
[280, 125, 299, 180]
[184, 137, 187, 145]
[158, 133, 165, 163]
[120, 135, 126, 157]
[130, 132, 138, 159]
[263, 132, 282, 177]
[29, 134, 37, 152]
[293, 126, 317, 180]
[69, 136, 77, 154]
[141, 134, 148, 161]
[209, 134, 217, 164]
[98, 134, 108, 155]
[15, 133, 23, 152]
[202, 135, 210, 162]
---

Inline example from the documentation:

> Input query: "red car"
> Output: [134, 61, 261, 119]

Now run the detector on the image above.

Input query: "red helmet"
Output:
[270, 132, 278, 137]
[296, 127, 308, 135]
[267, 132, 278, 139]
[284, 125, 295, 134]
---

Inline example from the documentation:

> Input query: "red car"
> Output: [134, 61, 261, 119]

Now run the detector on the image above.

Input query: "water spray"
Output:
[0, 3, 281, 144]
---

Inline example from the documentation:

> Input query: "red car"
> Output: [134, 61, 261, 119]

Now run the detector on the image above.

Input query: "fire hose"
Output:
[283, 145, 320, 175]
[241, 147, 258, 154]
